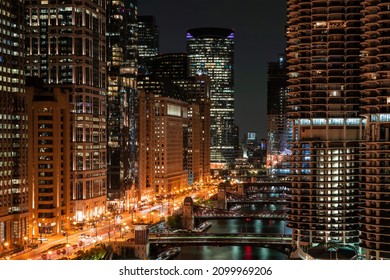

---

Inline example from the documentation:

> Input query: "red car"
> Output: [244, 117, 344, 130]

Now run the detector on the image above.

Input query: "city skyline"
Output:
[138, 0, 287, 139]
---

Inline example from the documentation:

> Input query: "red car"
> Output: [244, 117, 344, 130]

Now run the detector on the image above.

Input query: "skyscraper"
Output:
[286, 0, 363, 251]
[267, 54, 290, 174]
[360, 1, 390, 260]
[25, 0, 108, 223]
[137, 15, 159, 68]
[106, 0, 138, 210]
[0, 0, 29, 248]
[187, 27, 236, 169]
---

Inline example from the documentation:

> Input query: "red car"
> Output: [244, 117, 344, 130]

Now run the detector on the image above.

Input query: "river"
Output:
[172, 204, 291, 260]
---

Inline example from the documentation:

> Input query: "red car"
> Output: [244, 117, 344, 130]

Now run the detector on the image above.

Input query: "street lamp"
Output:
[23, 236, 28, 250]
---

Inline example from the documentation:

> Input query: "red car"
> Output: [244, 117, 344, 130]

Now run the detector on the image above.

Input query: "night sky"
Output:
[138, 0, 287, 139]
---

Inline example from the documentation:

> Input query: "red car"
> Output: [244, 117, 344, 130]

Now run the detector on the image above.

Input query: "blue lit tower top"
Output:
[187, 27, 236, 168]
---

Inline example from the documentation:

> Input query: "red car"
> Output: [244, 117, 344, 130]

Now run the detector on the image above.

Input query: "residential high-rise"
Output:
[267, 54, 291, 174]
[286, 0, 363, 252]
[187, 27, 236, 169]
[106, 0, 138, 211]
[360, 1, 390, 260]
[25, 0, 108, 222]
[0, 0, 29, 248]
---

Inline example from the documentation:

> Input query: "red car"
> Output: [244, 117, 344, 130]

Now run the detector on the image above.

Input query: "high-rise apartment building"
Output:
[360, 1, 390, 260]
[0, 0, 29, 248]
[106, 0, 138, 210]
[27, 81, 71, 236]
[187, 27, 237, 169]
[25, 0, 108, 222]
[286, 0, 363, 251]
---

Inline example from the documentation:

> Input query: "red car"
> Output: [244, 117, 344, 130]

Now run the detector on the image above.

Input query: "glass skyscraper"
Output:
[0, 0, 29, 248]
[187, 27, 236, 169]
[106, 0, 139, 210]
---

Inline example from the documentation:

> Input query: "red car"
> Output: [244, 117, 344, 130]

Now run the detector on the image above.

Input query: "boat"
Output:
[194, 221, 212, 232]
[156, 247, 181, 260]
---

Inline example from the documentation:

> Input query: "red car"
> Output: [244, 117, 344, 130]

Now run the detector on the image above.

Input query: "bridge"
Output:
[193, 206, 287, 220]
[148, 233, 292, 253]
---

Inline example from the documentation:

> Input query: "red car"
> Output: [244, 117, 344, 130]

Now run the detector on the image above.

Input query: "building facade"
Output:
[187, 27, 237, 169]
[137, 15, 159, 69]
[137, 75, 188, 202]
[27, 83, 71, 237]
[106, 0, 139, 211]
[25, 0, 108, 222]
[267, 54, 291, 174]
[286, 0, 363, 249]
[360, 0, 390, 260]
[0, 0, 29, 249]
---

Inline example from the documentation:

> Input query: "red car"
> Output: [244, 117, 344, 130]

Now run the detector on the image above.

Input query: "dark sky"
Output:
[138, 0, 287, 139]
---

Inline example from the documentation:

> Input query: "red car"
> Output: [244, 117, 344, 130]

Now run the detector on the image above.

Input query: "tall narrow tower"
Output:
[106, 0, 139, 211]
[187, 27, 236, 169]
[286, 0, 363, 249]
[0, 0, 29, 247]
[360, 0, 390, 260]
[26, 0, 108, 222]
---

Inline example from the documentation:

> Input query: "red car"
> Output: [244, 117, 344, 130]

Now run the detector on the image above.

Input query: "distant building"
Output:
[137, 15, 159, 69]
[266, 54, 291, 175]
[147, 53, 211, 185]
[137, 75, 188, 201]
[148, 53, 188, 80]
[187, 27, 237, 169]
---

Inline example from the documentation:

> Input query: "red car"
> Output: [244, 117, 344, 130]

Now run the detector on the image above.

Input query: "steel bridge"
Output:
[193, 206, 287, 220]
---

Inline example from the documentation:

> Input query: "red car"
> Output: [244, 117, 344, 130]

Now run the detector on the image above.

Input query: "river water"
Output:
[172, 204, 291, 260]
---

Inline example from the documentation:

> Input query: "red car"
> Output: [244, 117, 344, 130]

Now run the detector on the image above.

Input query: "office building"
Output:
[25, 0, 108, 222]
[187, 27, 237, 169]
[286, 0, 363, 250]
[267, 54, 291, 173]
[137, 75, 188, 202]
[0, 0, 29, 248]
[27, 81, 71, 236]
[106, 0, 139, 211]
[137, 15, 159, 69]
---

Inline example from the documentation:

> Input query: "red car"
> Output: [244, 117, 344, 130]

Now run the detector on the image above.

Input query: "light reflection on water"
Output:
[173, 216, 291, 260]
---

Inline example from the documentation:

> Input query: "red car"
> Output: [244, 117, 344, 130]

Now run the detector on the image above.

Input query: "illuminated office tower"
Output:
[360, 1, 390, 260]
[286, 0, 363, 250]
[106, 0, 138, 210]
[267, 54, 291, 174]
[187, 28, 236, 169]
[137, 15, 159, 69]
[25, 1, 107, 221]
[0, 0, 29, 248]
